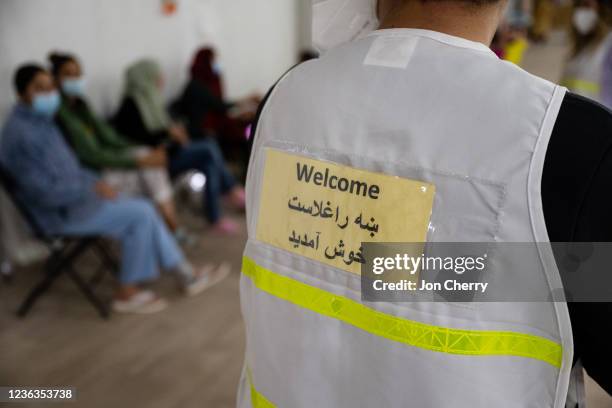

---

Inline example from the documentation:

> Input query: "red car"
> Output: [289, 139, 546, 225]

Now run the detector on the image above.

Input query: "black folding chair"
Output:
[0, 166, 119, 319]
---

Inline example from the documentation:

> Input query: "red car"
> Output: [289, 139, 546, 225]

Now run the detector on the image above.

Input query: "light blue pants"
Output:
[58, 198, 184, 285]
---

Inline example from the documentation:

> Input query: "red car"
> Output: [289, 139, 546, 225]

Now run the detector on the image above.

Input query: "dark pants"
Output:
[168, 139, 236, 223]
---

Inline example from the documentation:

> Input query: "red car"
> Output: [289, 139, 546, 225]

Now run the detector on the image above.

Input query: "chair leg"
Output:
[17, 253, 63, 317]
[66, 265, 110, 319]
[17, 239, 93, 318]
[89, 265, 107, 287]
[88, 240, 119, 287]
[94, 241, 120, 277]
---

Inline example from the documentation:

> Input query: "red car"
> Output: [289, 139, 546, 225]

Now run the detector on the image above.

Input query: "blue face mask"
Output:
[61, 77, 86, 97]
[31, 90, 61, 118]
[212, 62, 222, 75]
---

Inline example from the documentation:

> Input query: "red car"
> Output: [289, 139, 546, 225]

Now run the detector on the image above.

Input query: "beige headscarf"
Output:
[124, 59, 171, 132]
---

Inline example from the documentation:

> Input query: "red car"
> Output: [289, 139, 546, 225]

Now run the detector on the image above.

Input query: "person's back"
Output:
[239, 1, 583, 407]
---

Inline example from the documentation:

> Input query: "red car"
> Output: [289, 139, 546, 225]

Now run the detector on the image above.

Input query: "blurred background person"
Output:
[175, 47, 260, 178]
[492, 0, 532, 63]
[49, 52, 182, 233]
[532, 0, 557, 42]
[113, 59, 245, 235]
[0, 64, 227, 314]
[561, 0, 612, 107]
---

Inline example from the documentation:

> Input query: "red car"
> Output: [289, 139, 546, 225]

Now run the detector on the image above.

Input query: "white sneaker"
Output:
[184, 262, 231, 297]
[112, 290, 168, 314]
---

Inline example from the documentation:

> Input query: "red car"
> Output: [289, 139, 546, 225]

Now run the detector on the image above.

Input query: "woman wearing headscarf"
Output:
[2, 64, 230, 313]
[50, 52, 181, 232]
[177, 47, 260, 175]
[114, 59, 244, 235]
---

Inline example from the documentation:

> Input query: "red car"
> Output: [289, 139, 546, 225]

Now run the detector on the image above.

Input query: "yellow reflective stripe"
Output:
[251, 385, 275, 408]
[561, 78, 600, 94]
[248, 368, 276, 408]
[243, 256, 563, 369]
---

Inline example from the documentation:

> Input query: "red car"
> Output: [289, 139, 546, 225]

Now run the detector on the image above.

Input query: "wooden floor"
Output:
[1, 31, 611, 408]
[0, 210, 247, 408]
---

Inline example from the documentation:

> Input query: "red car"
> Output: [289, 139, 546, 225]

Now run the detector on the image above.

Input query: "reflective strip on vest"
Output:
[242, 256, 563, 368]
[251, 384, 275, 408]
[248, 370, 276, 408]
[560, 78, 600, 95]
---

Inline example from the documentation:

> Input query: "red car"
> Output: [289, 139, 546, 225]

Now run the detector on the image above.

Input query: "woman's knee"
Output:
[118, 197, 159, 224]
[191, 141, 223, 163]
[137, 199, 159, 219]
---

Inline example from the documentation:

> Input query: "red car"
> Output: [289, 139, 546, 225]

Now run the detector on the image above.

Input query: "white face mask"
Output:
[573, 7, 599, 35]
[312, 0, 379, 53]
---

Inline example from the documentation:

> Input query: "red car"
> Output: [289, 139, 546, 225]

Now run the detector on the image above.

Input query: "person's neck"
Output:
[378, 1, 503, 46]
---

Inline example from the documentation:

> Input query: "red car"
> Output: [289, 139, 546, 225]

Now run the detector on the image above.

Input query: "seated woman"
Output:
[49, 52, 180, 232]
[177, 47, 260, 174]
[0, 64, 229, 314]
[114, 59, 244, 234]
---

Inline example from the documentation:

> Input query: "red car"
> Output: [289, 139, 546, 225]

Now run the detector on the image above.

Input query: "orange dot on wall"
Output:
[162, 2, 177, 15]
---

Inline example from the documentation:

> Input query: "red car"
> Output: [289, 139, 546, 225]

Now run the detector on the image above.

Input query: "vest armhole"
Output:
[528, 85, 575, 408]
[529, 85, 566, 244]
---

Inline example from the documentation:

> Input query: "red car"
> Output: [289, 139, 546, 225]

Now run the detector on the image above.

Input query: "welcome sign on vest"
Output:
[256, 148, 436, 274]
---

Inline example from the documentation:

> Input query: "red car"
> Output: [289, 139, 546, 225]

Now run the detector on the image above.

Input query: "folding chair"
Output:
[0, 166, 118, 319]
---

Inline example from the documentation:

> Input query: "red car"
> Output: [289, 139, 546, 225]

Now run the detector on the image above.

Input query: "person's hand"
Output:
[95, 181, 119, 200]
[137, 147, 168, 167]
[168, 124, 190, 146]
[246, 93, 262, 106]
[234, 110, 256, 122]
[230, 94, 261, 121]
[237, 94, 261, 110]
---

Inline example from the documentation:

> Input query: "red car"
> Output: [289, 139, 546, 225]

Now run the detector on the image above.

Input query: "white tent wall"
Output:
[0, 0, 301, 264]
[0, 0, 300, 119]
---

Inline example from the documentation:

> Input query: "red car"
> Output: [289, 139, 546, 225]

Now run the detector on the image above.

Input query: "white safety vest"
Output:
[239, 29, 573, 408]
[561, 33, 612, 103]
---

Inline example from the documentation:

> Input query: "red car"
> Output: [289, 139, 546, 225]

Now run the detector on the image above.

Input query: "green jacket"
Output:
[56, 98, 137, 169]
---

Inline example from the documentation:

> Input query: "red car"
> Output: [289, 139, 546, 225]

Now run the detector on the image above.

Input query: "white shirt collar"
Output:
[367, 28, 497, 58]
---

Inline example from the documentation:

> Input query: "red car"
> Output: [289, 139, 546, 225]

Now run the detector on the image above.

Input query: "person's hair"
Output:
[48, 51, 77, 77]
[13, 64, 45, 95]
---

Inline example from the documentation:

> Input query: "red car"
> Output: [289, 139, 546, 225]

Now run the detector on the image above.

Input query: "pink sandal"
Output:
[212, 218, 240, 235]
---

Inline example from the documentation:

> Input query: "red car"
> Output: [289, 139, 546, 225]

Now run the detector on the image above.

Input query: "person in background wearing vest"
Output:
[561, 0, 612, 108]
[239, 0, 612, 406]
[0, 65, 230, 314]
